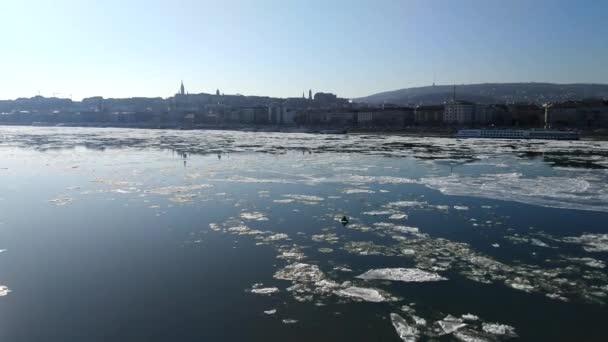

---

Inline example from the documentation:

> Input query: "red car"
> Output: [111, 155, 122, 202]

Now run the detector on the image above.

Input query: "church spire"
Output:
[180, 81, 185, 96]
[309, 89, 312, 101]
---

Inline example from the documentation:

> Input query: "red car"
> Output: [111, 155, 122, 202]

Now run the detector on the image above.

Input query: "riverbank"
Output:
[2, 122, 607, 140]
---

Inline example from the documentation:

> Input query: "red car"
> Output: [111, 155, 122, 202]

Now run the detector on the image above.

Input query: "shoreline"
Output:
[1, 122, 607, 140]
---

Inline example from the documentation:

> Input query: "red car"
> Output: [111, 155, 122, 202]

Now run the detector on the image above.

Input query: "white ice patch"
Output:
[481, 323, 517, 337]
[148, 184, 212, 195]
[390, 313, 420, 342]
[335, 286, 395, 302]
[282, 194, 324, 202]
[240, 212, 269, 221]
[0, 285, 11, 296]
[266, 233, 289, 241]
[567, 257, 606, 269]
[437, 315, 467, 334]
[563, 233, 608, 252]
[343, 189, 375, 194]
[263, 309, 277, 315]
[356, 268, 447, 283]
[251, 287, 279, 295]
[420, 172, 608, 213]
[362, 210, 394, 216]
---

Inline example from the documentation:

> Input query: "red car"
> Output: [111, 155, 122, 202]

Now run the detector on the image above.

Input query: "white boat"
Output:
[456, 129, 579, 140]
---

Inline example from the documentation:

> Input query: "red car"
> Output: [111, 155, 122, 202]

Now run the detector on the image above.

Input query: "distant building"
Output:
[444, 101, 475, 125]
[415, 105, 444, 125]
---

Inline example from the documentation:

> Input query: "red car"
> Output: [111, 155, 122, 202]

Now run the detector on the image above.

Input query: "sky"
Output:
[1, 0, 607, 101]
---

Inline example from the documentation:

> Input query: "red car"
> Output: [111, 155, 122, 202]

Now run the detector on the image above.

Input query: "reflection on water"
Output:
[0, 126, 607, 341]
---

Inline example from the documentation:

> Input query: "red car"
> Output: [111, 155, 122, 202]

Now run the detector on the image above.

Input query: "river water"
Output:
[0, 126, 607, 341]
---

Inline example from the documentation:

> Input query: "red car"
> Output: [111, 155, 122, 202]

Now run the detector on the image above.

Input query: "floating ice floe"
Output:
[263, 309, 277, 315]
[362, 210, 394, 216]
[529, 238, 551, 248]
[148, 184, 212, 195]
[461, 314, 479, 321]
[318, 248, 333, 253]
[390, 313, 420, 342]
[343, 189, 375, 194]
[251, 287, 280, 295]
[563, 233, 608, 252]
[566, 257, 606, 269]
[420, 172, 608, 213]
[311, 233, 339, 244]
[0, 285, 11, 296]
[49, 196, 73, 206]
[356, 268, 447, 283]
[273, 199, 294, 203]
[282, 319, 298, 324]
[389, 213, 408, 220]
[482, 323, 518, 337]
[265, 233, 289, 241]
[437, 315, 467, 334]
[335, 286, 397, 302]
[386, 200, 426, 208]
[276, 247, 306, 261]
[274, 263, 325, 283]
[282, 194, 324, 202]
[453, 205, 469, 210]
[240, 212, 269, 221]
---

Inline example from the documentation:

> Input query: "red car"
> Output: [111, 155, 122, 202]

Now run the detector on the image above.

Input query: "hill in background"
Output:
[356, 83, 608, 105]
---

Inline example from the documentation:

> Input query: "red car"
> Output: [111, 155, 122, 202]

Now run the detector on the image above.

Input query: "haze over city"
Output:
[1, 0, 607, 101]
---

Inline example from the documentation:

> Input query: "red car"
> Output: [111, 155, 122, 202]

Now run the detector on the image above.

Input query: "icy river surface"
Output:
[1, 126, 607, 341]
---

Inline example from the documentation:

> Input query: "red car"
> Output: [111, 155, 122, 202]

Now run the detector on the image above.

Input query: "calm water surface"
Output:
[0, 126, 607, 341]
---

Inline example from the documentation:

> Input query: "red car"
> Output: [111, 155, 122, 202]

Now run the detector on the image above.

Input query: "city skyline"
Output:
[1, 0, 607, 101]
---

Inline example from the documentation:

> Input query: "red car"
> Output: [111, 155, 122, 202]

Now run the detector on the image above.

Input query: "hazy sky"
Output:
[1, 0, 607, 100]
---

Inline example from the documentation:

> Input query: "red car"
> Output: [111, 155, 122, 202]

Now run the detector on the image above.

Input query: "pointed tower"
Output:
[180, 81, 185, 96]
[308, 89, 312, 101]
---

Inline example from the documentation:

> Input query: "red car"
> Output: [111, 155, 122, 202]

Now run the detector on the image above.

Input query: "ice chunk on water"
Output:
[389, 213, 408, 220]
[362, 210, 394, 216]
[274, 263, 325, 283]
[48, 196, 73, 206]
[461, 314, 479, 321]
[282, 319, 298, 324]
[266, 233, 289, 241]
[437, 315, 467, 334]
[251, 287, 279, 295]
[390, 313, 419, 342]
[263, 309, 277, 315]
[282, 194, 324, 202]
[356, 268, 447, 283]
[386, 200, 426, 208]
[343, 189, 375, 194]
[240, 212, 268, 221]
[529, 238, 551, 248]
[563, 233, 608, 252]
[481, 323, 517, 337]
[567, 257, 606, 269]
[0, 285, 11, 296]
[335, 286, 396, 302]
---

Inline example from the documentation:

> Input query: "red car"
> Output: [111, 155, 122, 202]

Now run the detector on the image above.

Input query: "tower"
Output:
[216, 89, 220, 96]
[180, 81, 185, 96]
[308, 89, 312, 101]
